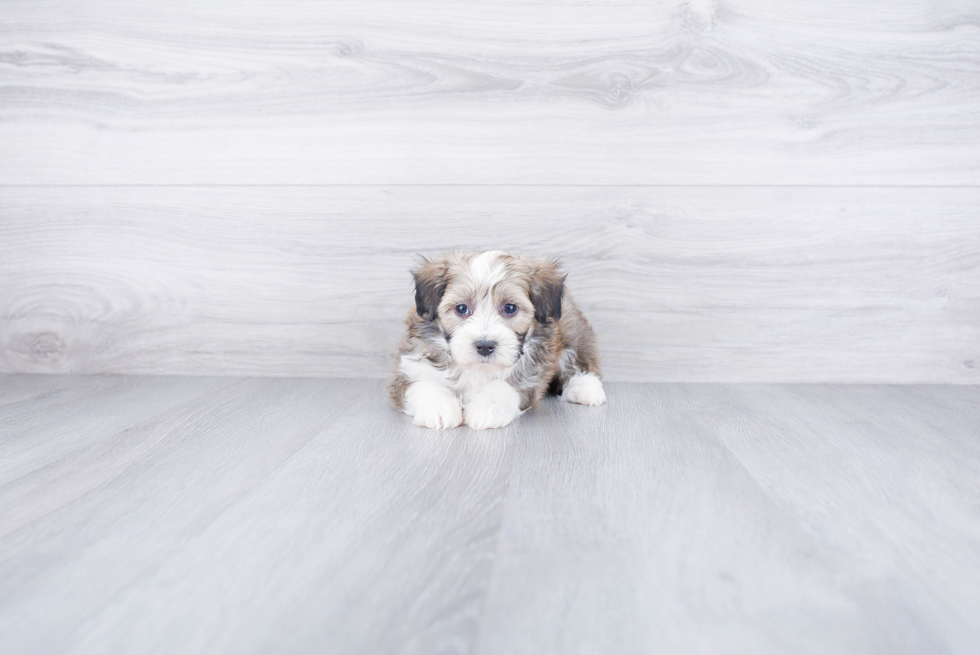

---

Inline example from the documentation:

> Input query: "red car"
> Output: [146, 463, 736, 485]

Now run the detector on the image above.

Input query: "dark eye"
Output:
[502, 303, 518, 316]
[454, 304, 470, 316]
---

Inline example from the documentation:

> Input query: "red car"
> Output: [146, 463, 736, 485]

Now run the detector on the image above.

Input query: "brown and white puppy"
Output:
[389, 251, 605, 429]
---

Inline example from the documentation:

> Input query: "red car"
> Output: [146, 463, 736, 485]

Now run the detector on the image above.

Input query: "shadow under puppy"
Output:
[389, 251, 605, 429]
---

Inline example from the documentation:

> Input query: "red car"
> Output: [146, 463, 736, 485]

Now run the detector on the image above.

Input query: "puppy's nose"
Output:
[475, 340, 496, 357]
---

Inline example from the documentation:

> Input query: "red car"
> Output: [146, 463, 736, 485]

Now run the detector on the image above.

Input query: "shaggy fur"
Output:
[389, 251, 605, 429]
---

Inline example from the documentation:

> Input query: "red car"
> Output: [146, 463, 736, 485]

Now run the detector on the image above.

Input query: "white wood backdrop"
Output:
[2, 0, 979, 184]
[1, 0, 978, 381]
[1, 187, 977, 382]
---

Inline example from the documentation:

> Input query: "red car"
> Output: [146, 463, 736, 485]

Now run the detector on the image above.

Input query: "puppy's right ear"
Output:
[412, 257, 449, 320]
[528, 259, 566, 324]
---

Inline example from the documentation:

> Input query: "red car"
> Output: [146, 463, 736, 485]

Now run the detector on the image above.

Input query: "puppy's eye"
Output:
[454, 304, 470, 317]
[502, 303, 518, 316]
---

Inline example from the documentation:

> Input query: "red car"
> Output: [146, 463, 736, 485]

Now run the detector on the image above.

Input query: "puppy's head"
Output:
[412, 251, 565, 370]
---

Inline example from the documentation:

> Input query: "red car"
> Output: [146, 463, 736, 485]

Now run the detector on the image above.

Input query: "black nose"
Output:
[475, 340, 496, 357]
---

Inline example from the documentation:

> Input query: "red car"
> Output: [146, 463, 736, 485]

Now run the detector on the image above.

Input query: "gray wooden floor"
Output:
[1, 375, 979, 654]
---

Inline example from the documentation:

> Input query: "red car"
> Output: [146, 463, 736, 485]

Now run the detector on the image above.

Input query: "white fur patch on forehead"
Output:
[467, 251, 509, 290]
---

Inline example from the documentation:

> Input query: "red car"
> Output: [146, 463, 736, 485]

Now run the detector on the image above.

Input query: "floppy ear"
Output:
[412, 257, 449, 320]
[528, 260, 566, 324]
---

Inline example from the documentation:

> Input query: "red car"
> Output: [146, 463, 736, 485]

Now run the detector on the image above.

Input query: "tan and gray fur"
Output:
[389, 251, 605, 429]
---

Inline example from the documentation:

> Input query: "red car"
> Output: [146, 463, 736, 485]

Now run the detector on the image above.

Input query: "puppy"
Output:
[388, 251, 605, 429]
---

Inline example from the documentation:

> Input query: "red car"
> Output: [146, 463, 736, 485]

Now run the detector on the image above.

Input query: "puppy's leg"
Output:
[555, 303, 606, 406]
[404, 380, 463, 429]
[394, 356, 462, 429]
[464, 379, 522, 429]
[561, 371, 606, 406]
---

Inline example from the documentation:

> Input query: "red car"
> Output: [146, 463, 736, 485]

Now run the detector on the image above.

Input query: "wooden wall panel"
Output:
[2, 186, 977, 382]
[1, 0, 978, 184]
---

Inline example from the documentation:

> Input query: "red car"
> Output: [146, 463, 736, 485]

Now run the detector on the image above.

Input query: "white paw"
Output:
[561, 372, 606, 406]
[404, 381, 463, 429]
[464, 380, 522, 430]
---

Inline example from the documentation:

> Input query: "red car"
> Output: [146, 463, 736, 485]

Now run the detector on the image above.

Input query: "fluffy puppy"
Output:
[389, 251, 605, 429]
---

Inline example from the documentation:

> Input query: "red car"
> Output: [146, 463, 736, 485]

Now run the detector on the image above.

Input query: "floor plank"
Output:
[2, 1, 978, 184]
[707, 385, 980, 654]
[2, 186, 977, 383]
[0, 376, 516, 655]
[1, 376, 979, 653]
[479, 385, 891, 654]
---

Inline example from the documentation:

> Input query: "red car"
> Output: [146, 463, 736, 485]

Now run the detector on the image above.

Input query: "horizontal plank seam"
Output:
[2, 184, 980, 189]
[2, 373, 977, 386]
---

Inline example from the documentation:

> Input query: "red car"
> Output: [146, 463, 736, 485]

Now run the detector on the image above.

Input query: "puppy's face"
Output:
[413, 251, 564, 371]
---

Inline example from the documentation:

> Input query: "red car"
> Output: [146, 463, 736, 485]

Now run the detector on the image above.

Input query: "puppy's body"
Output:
[389, 251, 605, 429]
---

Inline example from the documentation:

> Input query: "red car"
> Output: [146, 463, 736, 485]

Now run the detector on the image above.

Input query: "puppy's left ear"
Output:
[529, 259, 566, 324]
[412, 257, 450, 321]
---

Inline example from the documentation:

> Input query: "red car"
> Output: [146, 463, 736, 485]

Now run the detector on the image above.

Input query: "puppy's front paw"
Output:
[561, 372, 606, 406]
[405, 381, 463, 429]
[464, 380, 522, 430]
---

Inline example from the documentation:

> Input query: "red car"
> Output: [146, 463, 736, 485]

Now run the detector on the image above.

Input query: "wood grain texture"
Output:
[1, 0, 978, 184]
[478, 383, 980, 654]
[1, 186, 978, 382]
[0, 376, 516, 655]
[2, 376, 979, 653]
